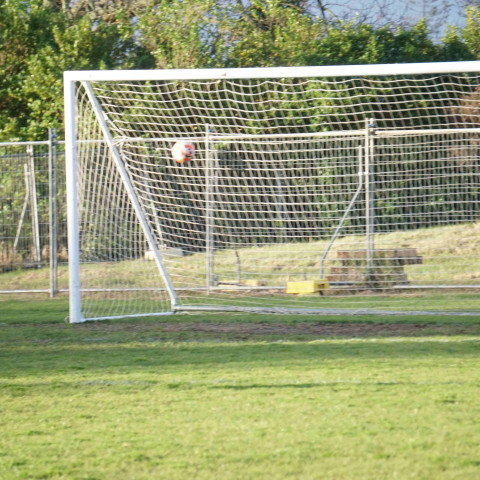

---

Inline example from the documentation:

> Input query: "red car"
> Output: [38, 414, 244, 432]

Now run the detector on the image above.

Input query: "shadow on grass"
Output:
[2, 297, 480, 325]
[1, 297, 480, 380]
[1, 338, 479, 379]
[206, 379, 474, 390]
[0, 297, 70, 324]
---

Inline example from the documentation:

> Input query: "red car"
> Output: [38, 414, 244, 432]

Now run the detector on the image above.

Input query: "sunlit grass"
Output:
[1, 297, 480, 479]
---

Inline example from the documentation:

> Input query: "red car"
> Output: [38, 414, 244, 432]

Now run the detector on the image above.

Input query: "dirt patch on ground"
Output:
[73, 321, 480, 338]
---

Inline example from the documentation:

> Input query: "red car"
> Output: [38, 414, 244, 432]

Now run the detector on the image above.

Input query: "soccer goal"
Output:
[64, 62, 480, 322]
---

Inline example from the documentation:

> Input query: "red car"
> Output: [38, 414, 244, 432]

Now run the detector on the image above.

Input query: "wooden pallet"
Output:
[327, 248, 422, 288]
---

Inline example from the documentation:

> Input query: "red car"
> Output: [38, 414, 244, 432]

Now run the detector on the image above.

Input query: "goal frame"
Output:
[64, 61, 480, 323]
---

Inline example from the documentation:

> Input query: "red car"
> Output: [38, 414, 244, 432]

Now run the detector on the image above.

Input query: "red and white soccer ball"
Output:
[172, 141, 195, 164]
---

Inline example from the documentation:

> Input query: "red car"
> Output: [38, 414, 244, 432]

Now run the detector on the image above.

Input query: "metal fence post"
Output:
[48, 128, 59, 297]
[365, 118, 376, 287]
[205, 125, 215, 294]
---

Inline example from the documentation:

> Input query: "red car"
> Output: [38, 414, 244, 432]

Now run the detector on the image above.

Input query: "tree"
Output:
[137, 0, 227, 69]
[23, 14, 151, 139]
[2, 0, 480, 140]
[0, 0, 58, 139]
[224, 0, 326, 67]
[440, 25, 475, 61]
[0, 0, 153, 140]
[462, 6, 480, 57]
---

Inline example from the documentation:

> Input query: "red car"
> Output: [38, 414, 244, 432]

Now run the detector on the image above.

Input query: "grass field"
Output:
[1, 297, 480, 479]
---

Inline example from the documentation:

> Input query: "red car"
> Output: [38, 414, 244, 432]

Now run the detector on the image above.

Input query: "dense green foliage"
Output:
[1, 0, 480, 140]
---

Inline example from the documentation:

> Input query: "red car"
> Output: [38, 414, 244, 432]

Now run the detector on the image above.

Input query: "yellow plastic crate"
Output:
[286, 279, 329, 295]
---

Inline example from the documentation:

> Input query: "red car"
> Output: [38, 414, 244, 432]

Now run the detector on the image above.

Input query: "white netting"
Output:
[74, 87, 172, 320]
[90, 74, 480, 135]
[71, 68, 480, 319]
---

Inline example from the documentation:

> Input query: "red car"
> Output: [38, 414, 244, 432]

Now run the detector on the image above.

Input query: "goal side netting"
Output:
[64, 63, 480, 322]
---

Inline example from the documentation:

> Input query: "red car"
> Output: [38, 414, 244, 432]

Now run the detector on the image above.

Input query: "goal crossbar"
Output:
[64, 61, 480, 82]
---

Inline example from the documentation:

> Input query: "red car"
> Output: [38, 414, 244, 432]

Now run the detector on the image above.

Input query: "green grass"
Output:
[1, 297, 480, 479]
[181, 290, 480, 313]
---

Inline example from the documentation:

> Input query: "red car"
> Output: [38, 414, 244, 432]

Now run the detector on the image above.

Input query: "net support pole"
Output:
[13, 167, 29, 255]
[64, 77, 84, 323]
[319, 145, 364, 278]
[27, 145, 41, 264]
[365, 118, 376, 286]
[48, 128, 59, 298]
[80, 81, 178, 312]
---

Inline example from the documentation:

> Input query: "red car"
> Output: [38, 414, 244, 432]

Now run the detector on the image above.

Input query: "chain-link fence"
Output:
[0, 131, 68, 296]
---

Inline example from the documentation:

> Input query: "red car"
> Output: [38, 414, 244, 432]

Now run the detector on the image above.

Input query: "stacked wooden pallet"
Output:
[327, 248, 422, 288]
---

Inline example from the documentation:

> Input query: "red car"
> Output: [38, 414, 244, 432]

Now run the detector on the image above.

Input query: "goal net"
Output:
[64, 62, 480, 322]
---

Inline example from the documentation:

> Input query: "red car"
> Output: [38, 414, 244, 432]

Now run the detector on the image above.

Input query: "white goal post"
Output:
[64, 61, 480, 322]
